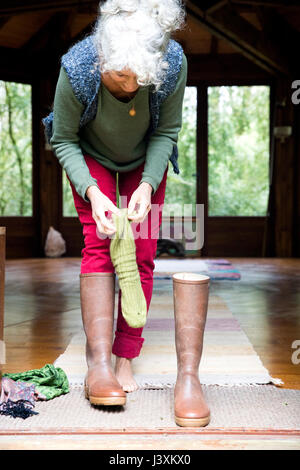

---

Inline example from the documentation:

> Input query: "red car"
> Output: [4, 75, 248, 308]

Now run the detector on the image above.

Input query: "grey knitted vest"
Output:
[42, 34, 183, 174]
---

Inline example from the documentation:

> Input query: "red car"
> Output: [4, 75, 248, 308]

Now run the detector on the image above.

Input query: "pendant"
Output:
[129, 106, 136, 117]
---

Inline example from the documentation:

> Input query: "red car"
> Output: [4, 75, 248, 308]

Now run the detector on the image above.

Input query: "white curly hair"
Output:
[92, 0, 186, 92]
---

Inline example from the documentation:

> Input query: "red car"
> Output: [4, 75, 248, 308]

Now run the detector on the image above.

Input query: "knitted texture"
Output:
[42, 34, 183, 175]
[110, 208, 147, 328]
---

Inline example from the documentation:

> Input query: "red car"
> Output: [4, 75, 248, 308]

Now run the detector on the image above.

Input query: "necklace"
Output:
[120, 89, 137, 116]
[101, 73, 137, 116]
[129, 95, 136, 117]
[113, 90, 137, 116]
[111, 87, 137, 116]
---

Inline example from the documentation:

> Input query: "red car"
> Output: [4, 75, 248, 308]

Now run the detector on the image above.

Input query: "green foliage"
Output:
[163, 86, 197, 217]
[0, 81, 32, 216]
[208, 86, 270, 216]
[0, 81, 269, 221]
[63, 170, 77, 216]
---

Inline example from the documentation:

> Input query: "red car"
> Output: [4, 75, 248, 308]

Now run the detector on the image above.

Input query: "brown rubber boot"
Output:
[173, 272, 210, 427]
[80, 272, 126, 406]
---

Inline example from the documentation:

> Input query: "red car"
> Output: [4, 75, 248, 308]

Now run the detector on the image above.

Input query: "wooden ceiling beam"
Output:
[254, 5, 300, 73]
[0, 0, 98, 17]
[209, 35, 219, 54]
[186, 53, 271, 81]
[197, 0, 300, 12]
[0, 46, 36, 81]
[22, 10, 77, 53]
[21, 13, 95, 70]
[231, 1, 300, 7]
[71, 21, 96, 43]
[204, 1, 229, 14]
[0, 46, 33, 63]
[1, 38, 266, 82]
[34, 18, 97, 76]
[206, 4, 291, 74]
[186, 0, 293, 76]
[0, 16, 11, 29]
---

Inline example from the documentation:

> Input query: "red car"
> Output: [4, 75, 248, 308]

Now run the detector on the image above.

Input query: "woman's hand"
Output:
[86, 185, 122, 236]
[127, 182, 152, 224]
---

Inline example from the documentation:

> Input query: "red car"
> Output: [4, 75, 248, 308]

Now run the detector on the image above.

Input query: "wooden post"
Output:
[32, 75, 62, 255]
[0, 227, 6, 383]
[296, 104, 300, 257]
[197, 85, 208, 256]
[273, 77, 296, 256]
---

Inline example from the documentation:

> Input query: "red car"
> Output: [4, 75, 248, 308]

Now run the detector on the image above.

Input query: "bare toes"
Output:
[122, 383, 130, 392]
[122, 382, 137, 393]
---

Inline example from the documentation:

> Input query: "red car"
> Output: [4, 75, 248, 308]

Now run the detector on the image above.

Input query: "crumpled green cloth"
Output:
[3, 364, 69, 400]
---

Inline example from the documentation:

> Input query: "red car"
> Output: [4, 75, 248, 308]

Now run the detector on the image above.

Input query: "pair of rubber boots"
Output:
[80, 271, 210, 427]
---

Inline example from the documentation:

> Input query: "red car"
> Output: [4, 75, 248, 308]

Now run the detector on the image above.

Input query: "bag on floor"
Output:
[44, 226, 66, 258]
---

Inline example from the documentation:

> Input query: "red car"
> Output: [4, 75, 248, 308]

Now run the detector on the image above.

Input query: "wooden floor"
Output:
[1, 256, 300, 450]
[2, 257, 300, 389]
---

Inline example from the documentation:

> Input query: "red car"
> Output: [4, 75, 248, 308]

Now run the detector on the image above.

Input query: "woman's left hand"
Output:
[127, 182, 152, 224]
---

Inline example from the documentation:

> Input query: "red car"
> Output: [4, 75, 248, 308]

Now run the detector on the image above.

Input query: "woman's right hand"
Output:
[86, 185, 122, 236]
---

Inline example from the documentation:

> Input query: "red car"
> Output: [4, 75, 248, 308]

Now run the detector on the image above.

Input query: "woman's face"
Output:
[108, 68, 139, 93]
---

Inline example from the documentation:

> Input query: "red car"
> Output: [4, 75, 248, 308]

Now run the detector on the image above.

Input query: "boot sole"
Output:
[85, 385, 126, 406]
[175, 414, 210, 427]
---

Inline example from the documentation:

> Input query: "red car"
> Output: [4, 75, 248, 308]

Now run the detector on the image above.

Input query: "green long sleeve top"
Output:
[50, 52, 188, 202]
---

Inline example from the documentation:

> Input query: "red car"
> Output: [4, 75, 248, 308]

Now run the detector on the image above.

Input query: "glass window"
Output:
[208, 85, 270, 216]
[0, 81, 32, 216]
[163, 86, 197, 217]
[63, 171, 77, 216]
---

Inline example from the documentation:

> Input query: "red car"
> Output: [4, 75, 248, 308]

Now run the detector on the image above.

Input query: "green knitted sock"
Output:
[110, 207, 147, 328]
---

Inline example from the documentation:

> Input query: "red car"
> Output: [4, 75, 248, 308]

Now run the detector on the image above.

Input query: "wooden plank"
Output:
[0, 0, 98, 16]
[262, 81, 277, 256]
[186, 1, 292, 76]
[202, 0, 300, 8]
[209, 35, 219, 54]
[206, 4, 291, 75]
[254, 5, 300, 77]
[232, 0, 300, 6]
[32, 77, 62, 255]
[0, 16, 10, 29]
[186, 53, 271, 82]
[272, 77, 296, 256]
[0, 435, 299, 451]
[0, 47, 36, 81]
[205, 0, 229, 14]
[206, 217, 265, 256]
[22, 11, 74, 53]
[0, 218, 37, 258]
[0, 428, 300, 436]
[59, 217, 84, 256]
[70, 21, 95, 44]
[197, 86, 208, 256]
[295, 105, 300, 257]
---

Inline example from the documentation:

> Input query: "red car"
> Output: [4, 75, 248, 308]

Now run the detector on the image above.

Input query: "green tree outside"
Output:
[208, 85, 270, 216]
[0, 81, 32, 216]
[0, 81, 269, 219]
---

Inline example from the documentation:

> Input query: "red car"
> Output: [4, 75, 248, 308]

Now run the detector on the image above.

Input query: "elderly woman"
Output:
[44, 0, 209, 427]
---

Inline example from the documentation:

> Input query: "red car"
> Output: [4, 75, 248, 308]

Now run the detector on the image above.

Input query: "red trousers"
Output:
[67, 154, 168, 359]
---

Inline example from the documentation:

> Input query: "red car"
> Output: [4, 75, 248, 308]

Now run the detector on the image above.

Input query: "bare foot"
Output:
[114, 356, 139, 392]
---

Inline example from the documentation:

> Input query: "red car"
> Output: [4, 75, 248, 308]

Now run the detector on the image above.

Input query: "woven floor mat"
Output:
[0, 385, 299, 431]
[54, 294, 283, 387]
